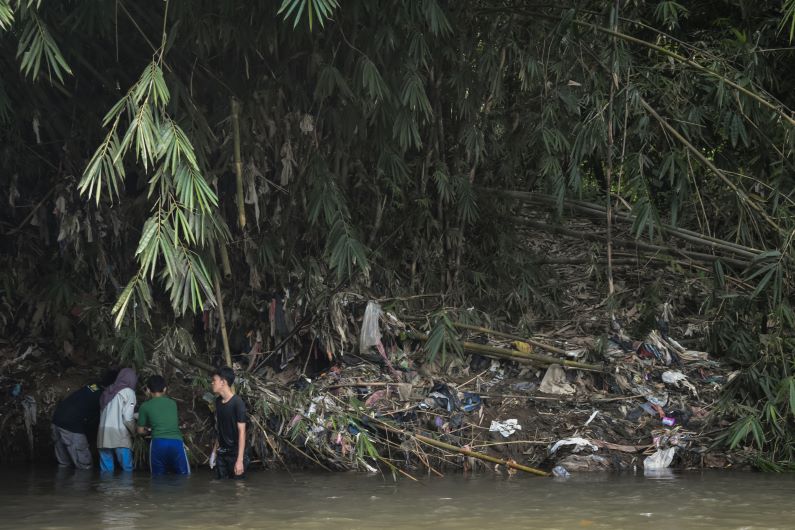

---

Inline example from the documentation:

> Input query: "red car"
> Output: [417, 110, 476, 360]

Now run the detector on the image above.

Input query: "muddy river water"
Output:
[1, 467, 793, 529]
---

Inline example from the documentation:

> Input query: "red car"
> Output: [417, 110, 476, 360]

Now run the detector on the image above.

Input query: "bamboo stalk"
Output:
[214, 273, 233, 368]
[414, 434, 549, 476]
[564, 195, 761, 256]
[518, 219, 751, 268]
[231, 97, 246, 230]
[637, 97, 782, 234]
[171, 351, 214, 373]
[490, 188, 762, 259]
[411, 331, 602, 371]
[453, 322, 567, 356]
[219, 242, 232, 278]
[371, 419, 549, 476]
[605, 0, 619, 299]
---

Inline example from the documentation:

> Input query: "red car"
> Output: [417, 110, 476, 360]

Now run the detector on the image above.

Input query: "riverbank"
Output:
[0, 314, 742, 476]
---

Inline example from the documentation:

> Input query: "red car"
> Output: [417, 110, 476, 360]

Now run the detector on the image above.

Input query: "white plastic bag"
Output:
[549, 437, 599, 455]
[360, 301, 382, 351]
[644, 447, 676, 470]
[489, 419, 522, 438]
[539, 364, 575, 395]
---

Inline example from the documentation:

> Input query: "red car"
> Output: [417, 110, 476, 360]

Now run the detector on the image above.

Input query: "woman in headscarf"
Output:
[97, 367, 138, 472]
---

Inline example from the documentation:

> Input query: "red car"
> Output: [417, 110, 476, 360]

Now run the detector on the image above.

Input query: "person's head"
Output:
[115, 367, 138, 388]
[146, 375, 167, 394]
[211, 366, 235, 394]
[99, 368, 120, 388]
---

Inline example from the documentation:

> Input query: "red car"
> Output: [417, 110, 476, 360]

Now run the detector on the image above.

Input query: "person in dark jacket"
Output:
[51, 369, 118, 469]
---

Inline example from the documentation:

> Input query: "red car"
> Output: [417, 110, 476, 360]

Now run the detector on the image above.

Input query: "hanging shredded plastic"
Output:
[359, 301, 382, 351]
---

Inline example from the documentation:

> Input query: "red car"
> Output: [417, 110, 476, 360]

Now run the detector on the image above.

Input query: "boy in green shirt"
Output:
[137, 375, 190, 475]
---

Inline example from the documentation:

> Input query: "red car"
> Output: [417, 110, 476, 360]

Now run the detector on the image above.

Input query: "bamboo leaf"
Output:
[0, 1, 13, 31]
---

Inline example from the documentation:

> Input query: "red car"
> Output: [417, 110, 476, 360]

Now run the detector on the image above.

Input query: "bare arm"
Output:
[234, 421, 246, 475]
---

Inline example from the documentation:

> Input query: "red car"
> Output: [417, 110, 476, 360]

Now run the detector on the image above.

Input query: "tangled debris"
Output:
[179, 300, 735, 477]
[1, 295, 738, 477]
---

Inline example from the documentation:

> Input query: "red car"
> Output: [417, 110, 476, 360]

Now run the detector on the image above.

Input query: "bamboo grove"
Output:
[1, 0, 795, 465]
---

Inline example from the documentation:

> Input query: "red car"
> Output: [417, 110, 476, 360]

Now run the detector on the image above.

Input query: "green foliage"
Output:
[1, 0, 795, 464]
[15, 4, 72, 82]
[423, 310, 462, 365]
[117, 326, 148, 368]
[781, 0, 795, 42]
[0, 0, 14, 31]
[278, 0, 339, 30]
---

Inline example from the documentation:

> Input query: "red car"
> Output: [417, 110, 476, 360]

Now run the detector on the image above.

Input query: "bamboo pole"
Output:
[517, 220, 751, 268]
[414, 434, 550, 476]
[219, 242, 232, 278]
[370, 418, 549, 476]
[489, 188, 762, 260]
[637, 97, 782, 234]
[231, 97, 246, 230]
[214, 273, 233, 368]
[453, 322, 567, 356]
[605, 0, 619, 299]
[411, 331, 602, 371]
[172, 351, 214, 373]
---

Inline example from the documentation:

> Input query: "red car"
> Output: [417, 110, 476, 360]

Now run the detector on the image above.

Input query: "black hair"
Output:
[213, 365, 235, 387]
[100, 368, 120, 388]
[147, 375, 167, 393]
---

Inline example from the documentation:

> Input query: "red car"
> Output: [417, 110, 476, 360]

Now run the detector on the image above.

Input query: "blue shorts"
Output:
[99, 447, 134, 472]
[150, 438, 190, 476]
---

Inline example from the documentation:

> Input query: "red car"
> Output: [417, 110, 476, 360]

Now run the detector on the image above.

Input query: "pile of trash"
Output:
[0, 298, 736, 478]
[186, 300, 735, 478]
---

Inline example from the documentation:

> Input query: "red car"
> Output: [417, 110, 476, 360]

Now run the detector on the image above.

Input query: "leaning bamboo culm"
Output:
[410, 332, 602, 371]
[414, 434, 550, 476]
[371, 418, 549, 476]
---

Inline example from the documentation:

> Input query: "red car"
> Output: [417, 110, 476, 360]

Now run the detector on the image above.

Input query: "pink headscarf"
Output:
[99, 367, 137, 410]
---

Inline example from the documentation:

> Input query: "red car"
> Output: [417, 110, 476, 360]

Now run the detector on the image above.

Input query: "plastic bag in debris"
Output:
[538, 364, 575, 395]
[461, 392, 482, 413]
[489, 419, 522, 438]
[419, 382, 461, 412]
[360, 301, 382, 351]
[626, 402, 658, 422]
[636, 330, 678, 365]
[549, 437, 599, 455]
[557, 454, 611, 472]
[636, 385, 669, 408]
[678, 350, 709, 362]
[644, 447, 676, 470]
[552, 465, 570, 478]
[662, 370, 698, 395]
[510, 381, 537, 393]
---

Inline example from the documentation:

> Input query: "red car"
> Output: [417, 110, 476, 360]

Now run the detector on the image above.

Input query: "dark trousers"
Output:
[215, 448, 250, 479]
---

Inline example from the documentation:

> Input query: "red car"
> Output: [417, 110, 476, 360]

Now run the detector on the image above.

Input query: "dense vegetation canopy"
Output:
[2, 0, 795, 466]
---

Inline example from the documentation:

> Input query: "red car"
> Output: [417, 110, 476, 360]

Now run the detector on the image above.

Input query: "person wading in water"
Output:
[210, 366, 249, 479]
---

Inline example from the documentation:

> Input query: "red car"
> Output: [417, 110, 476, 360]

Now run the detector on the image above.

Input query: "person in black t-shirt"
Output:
[210, 366, 249, 479]
[51, 369, 118, 469]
